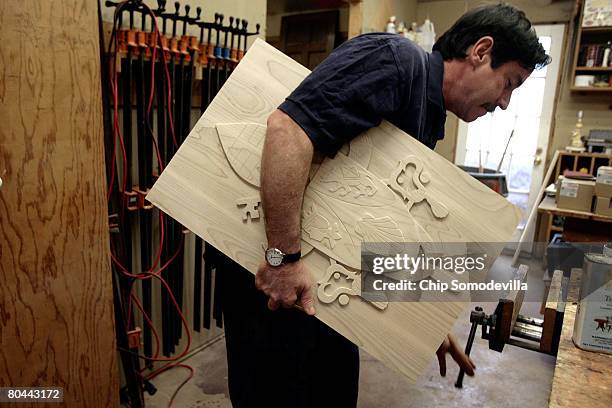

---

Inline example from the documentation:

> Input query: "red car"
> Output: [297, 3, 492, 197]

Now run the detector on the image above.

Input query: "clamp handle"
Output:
[455, 306, 484, 389]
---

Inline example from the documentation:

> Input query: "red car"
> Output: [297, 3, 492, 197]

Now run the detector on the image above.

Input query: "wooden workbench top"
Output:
[548, 302, 612, 407]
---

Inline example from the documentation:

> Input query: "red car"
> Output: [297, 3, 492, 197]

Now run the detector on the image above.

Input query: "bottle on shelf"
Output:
[385, 16, 397, 34]
[602, 41, 611, 67]
[566, 110, 586, 153]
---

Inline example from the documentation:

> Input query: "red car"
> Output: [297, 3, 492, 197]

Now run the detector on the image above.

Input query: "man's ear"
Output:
[468, 36, 494, 67]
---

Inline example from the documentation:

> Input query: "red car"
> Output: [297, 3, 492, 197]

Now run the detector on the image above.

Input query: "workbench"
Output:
[548, 270, 612, 408]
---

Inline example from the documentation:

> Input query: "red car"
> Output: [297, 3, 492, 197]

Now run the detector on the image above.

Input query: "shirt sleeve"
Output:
[278, 35, 403, 157]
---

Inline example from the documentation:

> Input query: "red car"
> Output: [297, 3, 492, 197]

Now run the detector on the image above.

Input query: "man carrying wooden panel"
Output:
[221, 4, 551, 407]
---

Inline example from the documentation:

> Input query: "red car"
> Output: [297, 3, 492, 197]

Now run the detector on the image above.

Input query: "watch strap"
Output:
[282, 251, 301, 264]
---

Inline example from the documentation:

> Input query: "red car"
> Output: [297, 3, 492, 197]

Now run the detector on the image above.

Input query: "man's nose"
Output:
[498, 91, 511, 110]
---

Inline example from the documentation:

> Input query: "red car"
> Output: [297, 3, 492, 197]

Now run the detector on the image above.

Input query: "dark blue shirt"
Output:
[278, 33, 447, 157]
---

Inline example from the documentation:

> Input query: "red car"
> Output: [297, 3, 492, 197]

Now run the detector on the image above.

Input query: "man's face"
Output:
[453, 39, 533, 122]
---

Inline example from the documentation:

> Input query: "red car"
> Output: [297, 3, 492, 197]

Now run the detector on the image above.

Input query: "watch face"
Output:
[266, 248, 284, 267]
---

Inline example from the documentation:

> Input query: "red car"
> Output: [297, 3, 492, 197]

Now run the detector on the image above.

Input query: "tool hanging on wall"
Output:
[202, 12, 222, 330]
[164, 0, 181, 357]
[192, 13, 213, 332]
[155, 0, 175, 359]
[134, 8, 155, 365]
[214, 14, 224, 98]
[100, 2, 144, 407]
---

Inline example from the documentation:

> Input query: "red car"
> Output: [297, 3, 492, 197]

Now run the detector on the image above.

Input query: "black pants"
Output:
[219, 258, 360, 408]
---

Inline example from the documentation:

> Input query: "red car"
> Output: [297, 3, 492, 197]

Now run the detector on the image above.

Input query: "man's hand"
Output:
[436, 334, 476, 377]
[255, 260, 316, 315]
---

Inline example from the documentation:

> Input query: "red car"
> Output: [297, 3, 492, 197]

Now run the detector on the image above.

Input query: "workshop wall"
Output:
[361, 0, 417, 34]
[414, 0, 612, 165]
[417, 0, 575, 35]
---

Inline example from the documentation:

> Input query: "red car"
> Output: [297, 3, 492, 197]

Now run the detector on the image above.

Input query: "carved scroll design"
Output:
[236, 196, 261, 222]
[387, 156, 449, 219]
[317, 260, 387, 311]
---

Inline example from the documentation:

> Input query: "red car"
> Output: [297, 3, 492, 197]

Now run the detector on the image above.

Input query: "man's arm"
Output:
[255, 109, 316, 315]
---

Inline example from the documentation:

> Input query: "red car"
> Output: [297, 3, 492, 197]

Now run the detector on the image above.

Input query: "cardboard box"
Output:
[556, 176, 595, 212]
[594, 196, 612, 217]
[595, 166, 612, 198]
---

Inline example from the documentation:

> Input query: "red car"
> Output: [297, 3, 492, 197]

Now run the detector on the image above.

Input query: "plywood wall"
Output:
[0, 1, 118, 406]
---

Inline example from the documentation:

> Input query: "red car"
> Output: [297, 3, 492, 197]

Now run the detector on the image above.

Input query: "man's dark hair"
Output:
[433, 4, 551, 70]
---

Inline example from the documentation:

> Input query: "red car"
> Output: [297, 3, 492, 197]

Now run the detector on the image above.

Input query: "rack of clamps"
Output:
[101, 1, 259, 406]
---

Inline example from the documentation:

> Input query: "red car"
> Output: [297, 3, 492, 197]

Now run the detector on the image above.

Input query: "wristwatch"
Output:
[265, 247, 301, 267]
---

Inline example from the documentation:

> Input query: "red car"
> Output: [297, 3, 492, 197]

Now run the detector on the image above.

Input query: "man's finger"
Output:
[281, 295, 298, 308]
[449, 345, 476, 376]
[298, 286, 316, 316]
[448, 335, 476, 375]
[254, 273, 262, 290]
[437, 352, 446, 377]
[267, 298, 280, 311]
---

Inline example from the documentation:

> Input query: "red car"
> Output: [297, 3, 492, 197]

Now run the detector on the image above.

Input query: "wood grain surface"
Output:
[0, 1, 118, 406]
[148, 39, 521, 383]
[549, 303, 612, 408]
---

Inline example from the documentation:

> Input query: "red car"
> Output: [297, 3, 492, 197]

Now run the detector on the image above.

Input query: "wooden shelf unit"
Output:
[537, 151, 612, 243]
[571, 3, 612, 93]
[575, 66, 612, 71]
[570, 86, 612, 92]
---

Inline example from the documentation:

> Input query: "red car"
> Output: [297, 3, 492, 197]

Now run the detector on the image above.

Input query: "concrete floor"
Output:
[145, 255, 556, 408]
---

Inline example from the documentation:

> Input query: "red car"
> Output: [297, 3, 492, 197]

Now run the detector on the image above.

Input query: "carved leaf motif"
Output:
[302, 203, 342, 249]
[216, 123, 266, 187]
[301, 194, 359, 269]
[354, 214, 405, 242]
[348, 133, 374, 169]
[311, 163, 396, 207]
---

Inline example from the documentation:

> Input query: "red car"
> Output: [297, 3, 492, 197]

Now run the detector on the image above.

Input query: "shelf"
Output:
[538, 196, 612, 223]
[581, 26, 612, 33]
[570, 86, 612, 92]
[575, 66, 612, 71]
[558, 151, 612, 159]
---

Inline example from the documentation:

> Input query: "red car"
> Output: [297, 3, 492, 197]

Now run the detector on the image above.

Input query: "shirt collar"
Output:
[427, 50, 445, 111]
[425, 50, 447, 145]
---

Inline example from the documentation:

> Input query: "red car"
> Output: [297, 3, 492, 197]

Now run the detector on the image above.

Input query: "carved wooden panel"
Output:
[0, 1, 118, 405]
[147, 39, 521, 383]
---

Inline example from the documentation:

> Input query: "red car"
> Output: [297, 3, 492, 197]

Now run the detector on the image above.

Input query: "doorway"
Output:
[266, 0, 350, 70]
[455, 24, 566, 243]
[279, 10, 340, 69]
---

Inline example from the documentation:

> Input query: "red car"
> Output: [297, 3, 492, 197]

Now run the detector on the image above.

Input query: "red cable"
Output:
[112, 259, 192, 362]
[131, 292, 161, 360]
[149, 363, 195, 408]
